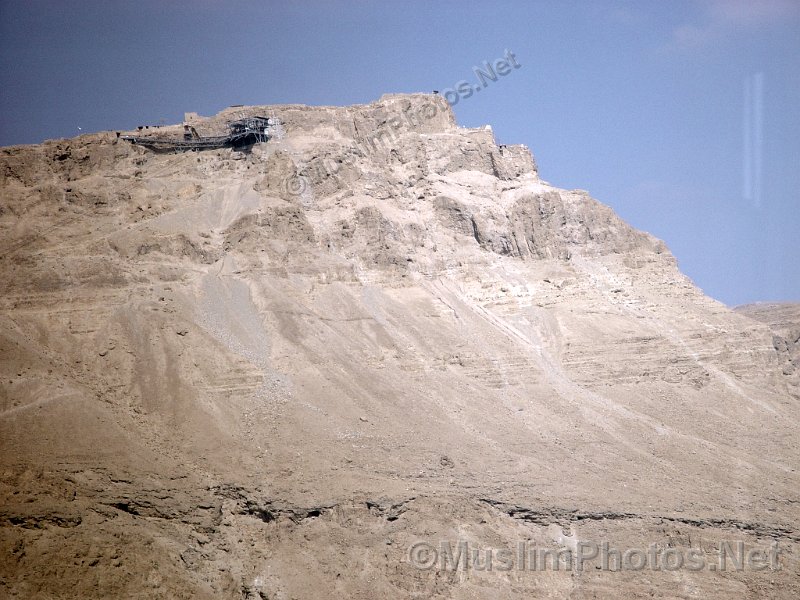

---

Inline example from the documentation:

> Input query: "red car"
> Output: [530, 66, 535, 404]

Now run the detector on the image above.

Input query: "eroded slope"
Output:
[1, 94, 798, 599]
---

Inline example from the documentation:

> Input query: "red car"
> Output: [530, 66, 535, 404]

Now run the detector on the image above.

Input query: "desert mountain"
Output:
[1, 94, 798, 598]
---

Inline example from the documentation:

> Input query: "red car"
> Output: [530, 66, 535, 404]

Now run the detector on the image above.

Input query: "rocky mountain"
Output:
[1, 94, 798, 599]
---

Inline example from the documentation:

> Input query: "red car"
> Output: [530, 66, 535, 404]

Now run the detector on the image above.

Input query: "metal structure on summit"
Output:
[120, 116, 273, 152]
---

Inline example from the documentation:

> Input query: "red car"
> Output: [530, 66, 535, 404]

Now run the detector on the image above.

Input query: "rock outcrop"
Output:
[1, 94, 798, 599]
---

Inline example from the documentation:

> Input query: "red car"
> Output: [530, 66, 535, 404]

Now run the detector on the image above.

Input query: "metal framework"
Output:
[121, 116, 273, 152]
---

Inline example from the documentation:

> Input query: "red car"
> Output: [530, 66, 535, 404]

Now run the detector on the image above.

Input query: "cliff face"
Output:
[1, 94, 798, 599]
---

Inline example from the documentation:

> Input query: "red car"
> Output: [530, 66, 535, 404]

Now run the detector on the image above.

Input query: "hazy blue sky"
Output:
[1, 0, 798, 306]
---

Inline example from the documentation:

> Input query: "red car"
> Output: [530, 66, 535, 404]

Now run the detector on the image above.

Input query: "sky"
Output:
[1, 0, 798, 306]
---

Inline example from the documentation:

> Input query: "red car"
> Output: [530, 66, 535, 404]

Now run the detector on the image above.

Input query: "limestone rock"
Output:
[1, 94, 798, 599]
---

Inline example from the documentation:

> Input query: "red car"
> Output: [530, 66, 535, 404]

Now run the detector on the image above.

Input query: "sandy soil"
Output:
[1, 94, 798, 599]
